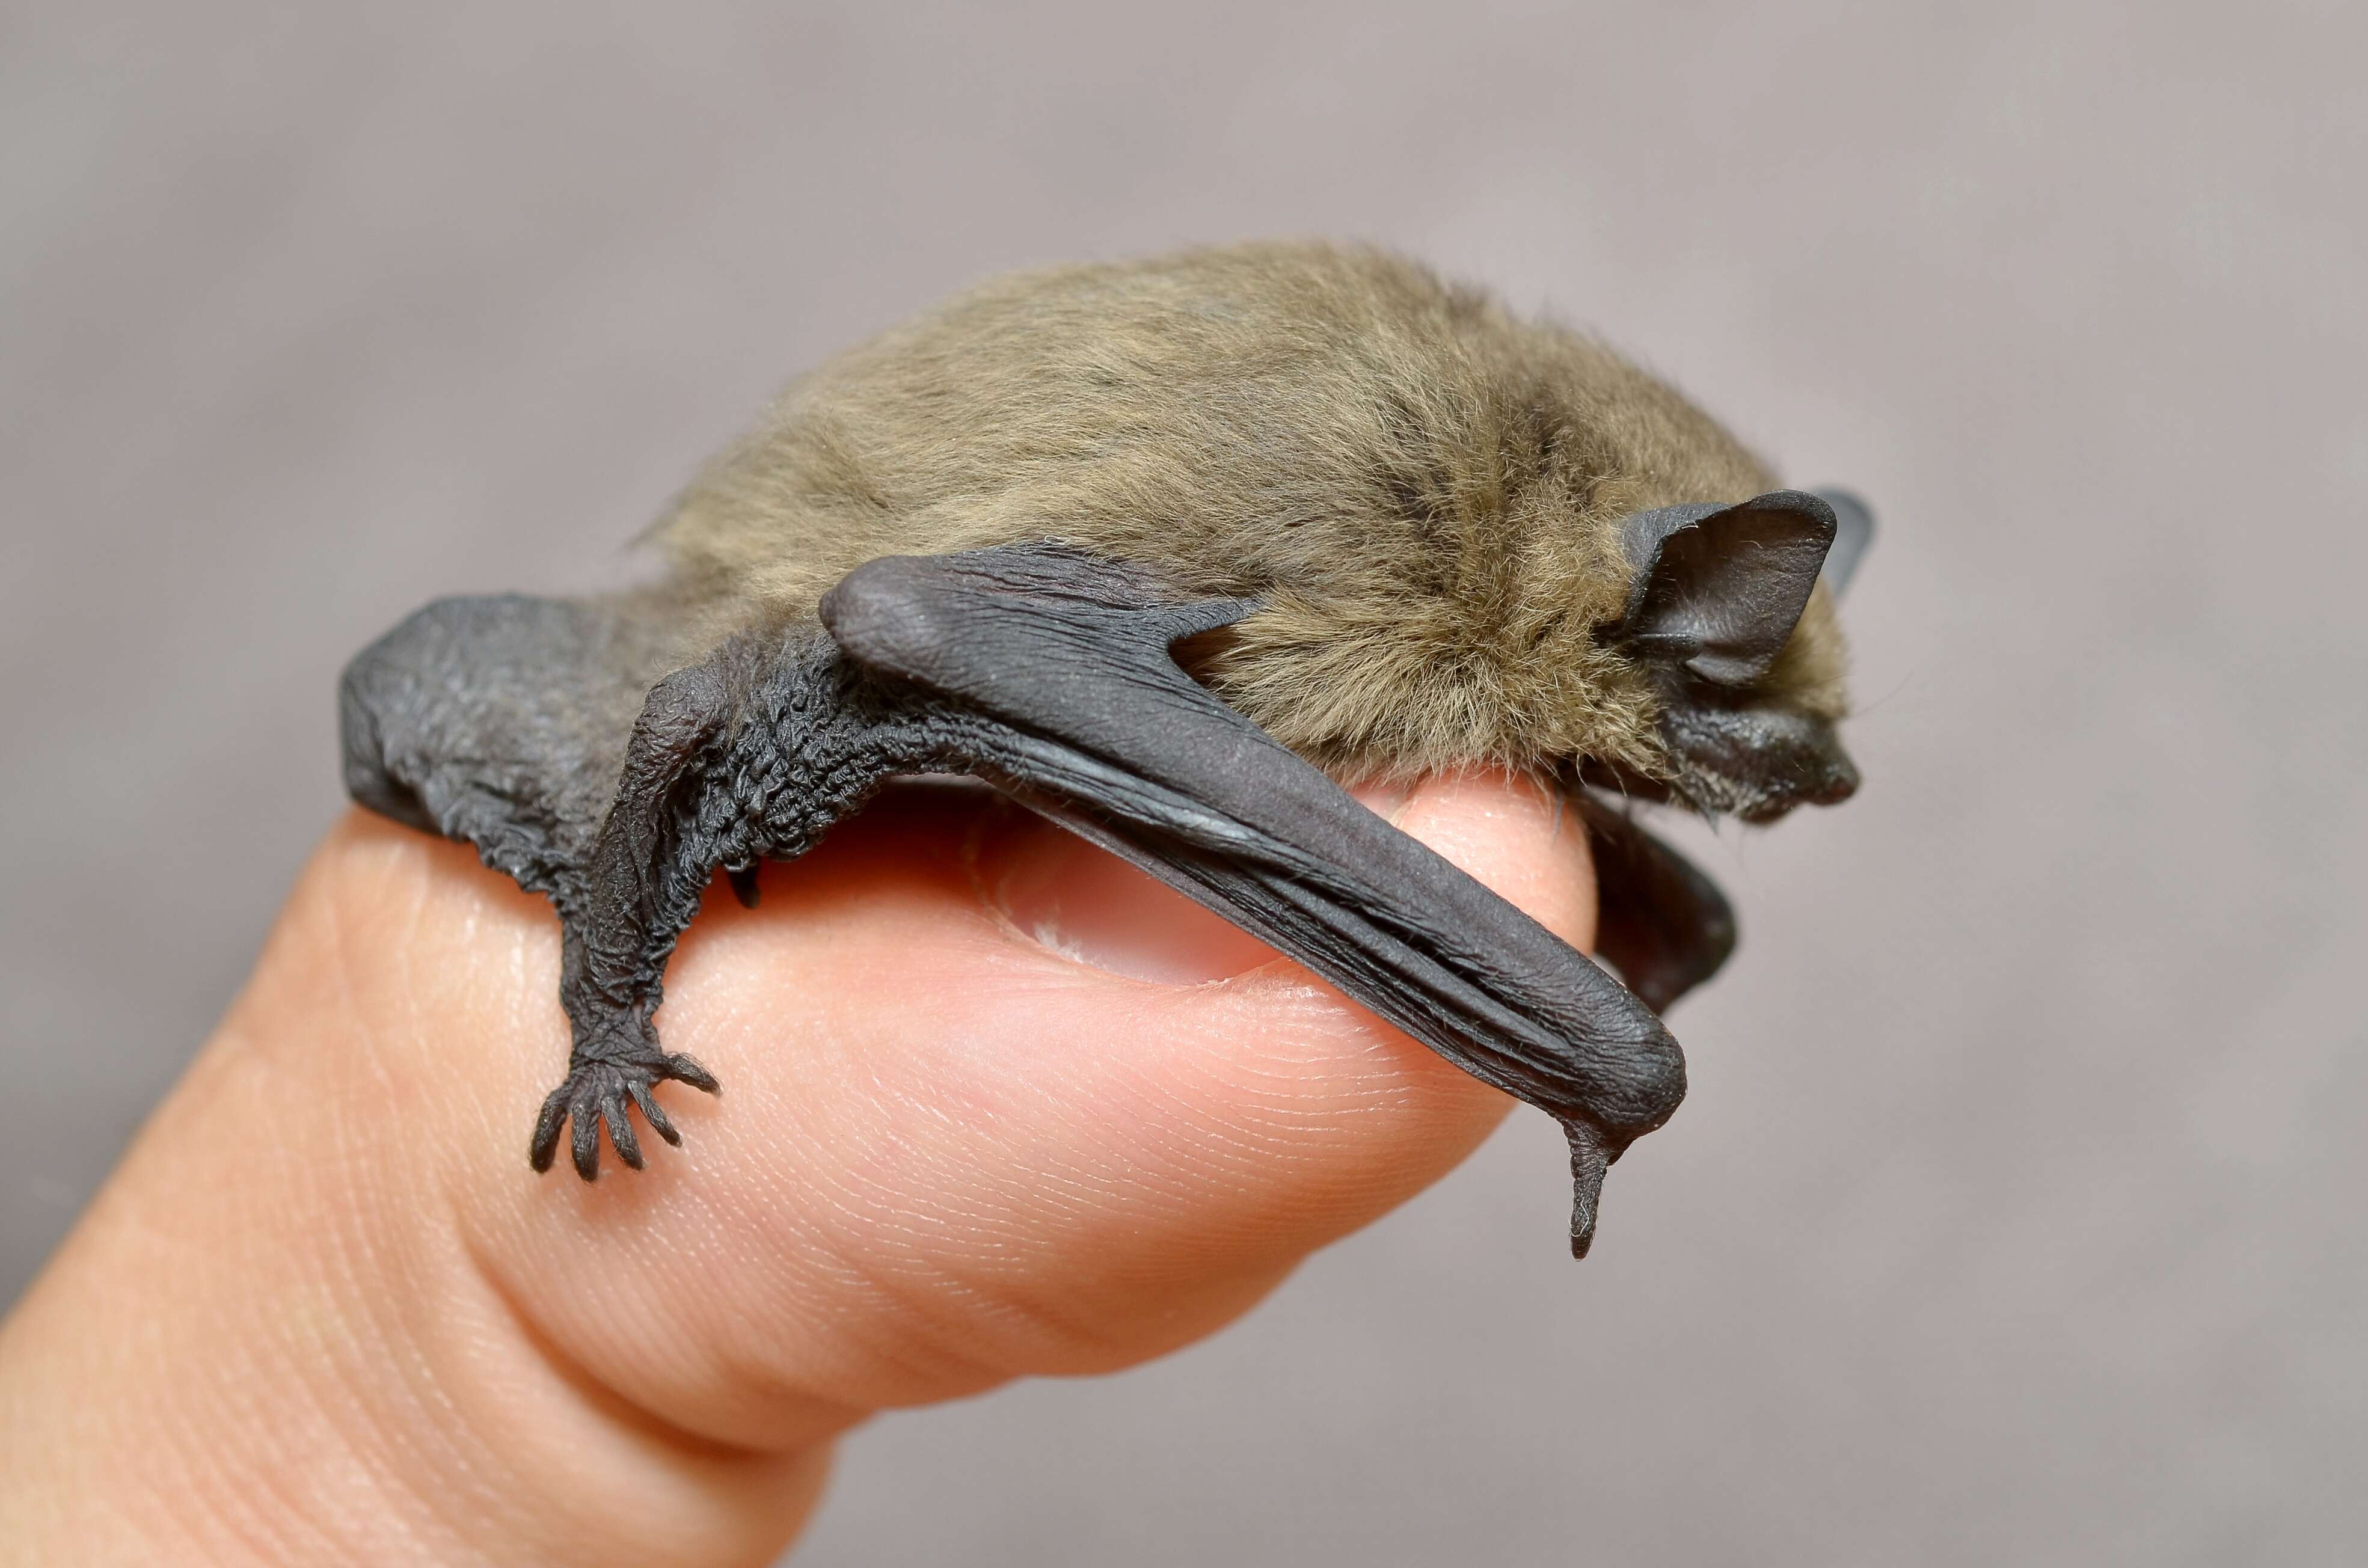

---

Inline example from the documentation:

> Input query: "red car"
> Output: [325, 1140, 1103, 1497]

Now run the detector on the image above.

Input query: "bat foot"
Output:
[530, 1041, 720, 1181]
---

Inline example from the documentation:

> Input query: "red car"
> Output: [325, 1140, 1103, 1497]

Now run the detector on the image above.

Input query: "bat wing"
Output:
[338, 590, 691, 911]
[1580, 804, 1738, 1015]
[821, 543, 1686, 1255]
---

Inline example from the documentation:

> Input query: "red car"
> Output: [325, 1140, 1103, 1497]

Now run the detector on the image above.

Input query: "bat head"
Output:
[1585, 488, 1871, 824]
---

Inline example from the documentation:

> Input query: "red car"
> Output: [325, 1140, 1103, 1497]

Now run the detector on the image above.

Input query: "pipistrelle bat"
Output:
[339, 242, 1870, 1257]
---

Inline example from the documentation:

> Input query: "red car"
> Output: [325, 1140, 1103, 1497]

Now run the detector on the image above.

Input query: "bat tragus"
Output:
[340, 242, 1871, 1257]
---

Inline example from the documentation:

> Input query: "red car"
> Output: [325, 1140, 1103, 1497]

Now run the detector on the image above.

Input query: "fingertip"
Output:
[1390, 769, 1597, 953]
[968, 801, 1275, 983]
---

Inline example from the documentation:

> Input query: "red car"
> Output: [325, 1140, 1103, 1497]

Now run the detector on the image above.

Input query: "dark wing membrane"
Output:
[339, 591, 689, 908]
[1578, 802, 1738, 1014]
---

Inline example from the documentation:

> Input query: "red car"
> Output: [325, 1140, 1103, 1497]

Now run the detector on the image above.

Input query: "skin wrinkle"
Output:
[448, 1242, 817, 1557]
[472, 1213, 804, 1458]
[568, 1181, 879, 1454]
[304, 1036, 559, 1552]
[657, 1217, 889, 1450]
[684, 1223, 953, 1421]
[154, 1113, 346, 1560]
[129, 1281, 316, 1564]
[278, 1162, 465, 1556]
[816, 1121, 1141, 1338]
[463, 1233, 775, 1468]
[647, 1053, 1063, 1411]
[95, 1073, 439, 1562]
[383, 1331, 553, 1558]
[845, 1264, 1084, 1407]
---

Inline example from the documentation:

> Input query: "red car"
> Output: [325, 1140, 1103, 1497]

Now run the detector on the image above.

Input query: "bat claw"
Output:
[529, 1044, 720, 1180]
[1563, 1119, 1612, 1260]
[664, 1053, 720, 1095]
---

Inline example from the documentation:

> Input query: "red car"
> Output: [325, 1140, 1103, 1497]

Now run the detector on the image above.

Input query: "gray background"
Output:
[4, 2, 2361, 1563]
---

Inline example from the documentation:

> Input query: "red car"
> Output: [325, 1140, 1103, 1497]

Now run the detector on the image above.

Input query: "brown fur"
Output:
[652, 241, 1849, 783]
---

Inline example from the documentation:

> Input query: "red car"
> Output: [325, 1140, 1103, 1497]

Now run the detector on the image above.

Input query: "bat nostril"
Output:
[1810, 756, 1861, 806]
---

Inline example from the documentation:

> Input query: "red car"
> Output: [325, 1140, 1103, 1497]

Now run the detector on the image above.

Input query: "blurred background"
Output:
[4, 3, 2361, 1562]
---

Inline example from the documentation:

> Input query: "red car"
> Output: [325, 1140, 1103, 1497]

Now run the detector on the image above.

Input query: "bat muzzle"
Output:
[1660, 705, 1860, 824]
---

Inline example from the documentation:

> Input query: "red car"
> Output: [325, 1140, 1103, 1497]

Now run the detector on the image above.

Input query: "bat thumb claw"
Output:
[1564, 1119, 1610, 1260]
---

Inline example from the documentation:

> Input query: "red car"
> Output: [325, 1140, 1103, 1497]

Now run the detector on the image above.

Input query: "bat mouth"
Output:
[1574, 709, 1859, 825]
[1572, 755, 1678, 809]
[1662, 705, 1859, 824]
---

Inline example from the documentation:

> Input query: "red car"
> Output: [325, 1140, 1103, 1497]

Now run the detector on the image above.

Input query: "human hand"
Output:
[0, 773, 1594, 1565]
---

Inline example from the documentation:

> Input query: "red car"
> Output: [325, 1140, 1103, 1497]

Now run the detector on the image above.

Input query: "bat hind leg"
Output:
[527, 634, 943, 1180]
[342, 598, 862, 1182]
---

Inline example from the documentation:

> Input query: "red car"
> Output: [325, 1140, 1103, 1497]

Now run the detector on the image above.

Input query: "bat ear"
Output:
[1812, 488, 1877, 599]
[1613, 489, 1837, 685]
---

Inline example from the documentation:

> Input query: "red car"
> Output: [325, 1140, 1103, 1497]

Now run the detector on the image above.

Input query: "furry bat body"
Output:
[340, 242, 1868, 1256]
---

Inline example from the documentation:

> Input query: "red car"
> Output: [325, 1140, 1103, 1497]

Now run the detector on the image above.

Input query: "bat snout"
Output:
[1659, 703, 1860, 823]
[1735, 746, 1859, 822]
[1802, 747, 1862, 807]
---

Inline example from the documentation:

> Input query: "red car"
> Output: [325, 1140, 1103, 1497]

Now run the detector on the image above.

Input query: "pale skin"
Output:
[0, 771, 1596, 1566]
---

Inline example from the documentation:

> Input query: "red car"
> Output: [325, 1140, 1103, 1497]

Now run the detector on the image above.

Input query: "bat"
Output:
[339, 242, 1870, 1257]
